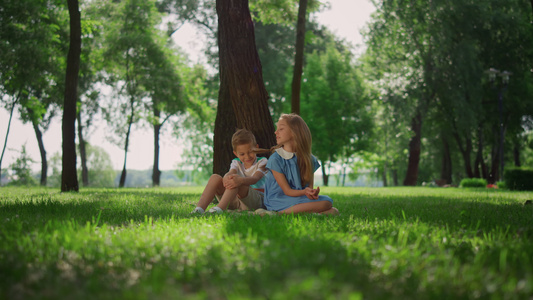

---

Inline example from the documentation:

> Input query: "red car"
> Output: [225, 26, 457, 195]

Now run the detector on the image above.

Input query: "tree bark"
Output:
[77, 111, 89, 186]
[119, 98, 135, 188]
[214, 0, 276, 176]
[513, 143, 521, 167]
[152, 104, 161, 187]
[452, 131, 474, 178]
[290, 0, 308, 115]
[403, 112, 422, 186]
[31, 119, 47, 186]
[61, 0, 81, 192]
[488, 129, 500, 183]
[382, 163, 388, 187]
[321, 161, 329, 186]
[473, 126, 488, 179]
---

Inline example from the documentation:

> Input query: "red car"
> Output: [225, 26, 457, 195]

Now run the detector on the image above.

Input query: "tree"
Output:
[0, 99, 16, 185]
[49, 143, 116, 188]
[364, 0, 533, 185]
[213, 0, 276, 176]
[172, 63, 217, 183]
[62, 0, 81, 192]
[0, 0, 67, 187]
[142, 44, 186, 187]
[101, 0, 164, 187]
[290, 0, 308, 115]
[75, 2, 108, 187]
[300, 44, 373, 186]
[7, 144, 36, 186]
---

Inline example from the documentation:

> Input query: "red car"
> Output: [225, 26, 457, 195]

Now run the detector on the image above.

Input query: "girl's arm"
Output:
[271, 169, 311, 197]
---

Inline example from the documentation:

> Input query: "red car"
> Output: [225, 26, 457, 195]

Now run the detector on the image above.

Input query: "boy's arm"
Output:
[224, 169, 238, 177]
[229, 158, 267, 187]
[235, 171, 264, 187]
[226, 171, 263, 189]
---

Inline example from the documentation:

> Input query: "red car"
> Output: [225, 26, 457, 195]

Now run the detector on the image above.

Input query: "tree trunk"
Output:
[342, 165, 346, 187]
[0, 98, 18, 185]
[31, 119, 47, 186]
[214, 0, 276, 176]
[61, 0, 81, 192]
[513, 143, 521, 167]
[290, 0, 308, 115]
[453, 132, 474, 178]
[473, 126, 489, 179]
[119, 98, 135, 188]
[392, 167, 398, 186]
[321, 161, 329, 186]
[382, 163, 388, 187]
[403, 112, 422, 186]
[487, 126, 505, 183]
[152, 105, 161, 187]
[77, 111, 89, 186]
[440, 135, 452, 184]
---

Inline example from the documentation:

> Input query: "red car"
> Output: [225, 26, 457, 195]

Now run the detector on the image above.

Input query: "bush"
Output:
[459, 178, 487, 188]
[504, 167, 533, 191]
[496, 181, 507, 189]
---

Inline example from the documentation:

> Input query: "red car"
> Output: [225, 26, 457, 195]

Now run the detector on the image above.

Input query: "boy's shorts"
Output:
[216, 187, 265, 210]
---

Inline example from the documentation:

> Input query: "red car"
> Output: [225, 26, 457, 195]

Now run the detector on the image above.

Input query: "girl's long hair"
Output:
[279, 113, 314, 187]
[251, 114, 313, 187]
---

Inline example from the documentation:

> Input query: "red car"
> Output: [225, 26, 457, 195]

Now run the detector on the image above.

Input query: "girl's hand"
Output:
[304, 187, 318, 200]
[304, 187, 320, 200]
[314, 186, 320, 197]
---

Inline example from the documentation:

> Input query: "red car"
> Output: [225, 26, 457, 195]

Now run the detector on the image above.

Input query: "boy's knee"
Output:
[210, 174, 223, 182]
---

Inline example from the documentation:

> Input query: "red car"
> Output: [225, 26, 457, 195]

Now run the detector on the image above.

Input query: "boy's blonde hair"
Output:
[278, 114, 314, 187]
[231, 129, 257, 150]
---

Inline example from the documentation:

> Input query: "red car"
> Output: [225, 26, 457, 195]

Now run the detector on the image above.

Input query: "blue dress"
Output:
[264, 148, 333, 211]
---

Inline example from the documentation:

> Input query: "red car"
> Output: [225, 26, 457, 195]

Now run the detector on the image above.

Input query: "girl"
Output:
[264, 114, 339, 214]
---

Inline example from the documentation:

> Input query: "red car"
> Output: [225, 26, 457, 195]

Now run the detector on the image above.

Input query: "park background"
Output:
[1, 1, 533, 299]
[1, 0, 532, 189]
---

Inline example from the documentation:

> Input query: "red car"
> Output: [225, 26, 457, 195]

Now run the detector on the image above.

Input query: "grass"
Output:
[1, 186, 532, 299]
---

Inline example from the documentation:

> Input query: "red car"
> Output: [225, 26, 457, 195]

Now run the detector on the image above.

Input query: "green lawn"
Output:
[1, 186, 532, 299]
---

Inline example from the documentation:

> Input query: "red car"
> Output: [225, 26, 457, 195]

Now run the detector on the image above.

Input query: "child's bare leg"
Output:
[196, 174, 225, 210]
[280, 200, 332, 214]
[217, 185, 249, 210]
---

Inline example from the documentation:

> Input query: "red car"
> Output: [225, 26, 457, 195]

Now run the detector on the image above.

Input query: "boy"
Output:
[191, 129, 268, 214]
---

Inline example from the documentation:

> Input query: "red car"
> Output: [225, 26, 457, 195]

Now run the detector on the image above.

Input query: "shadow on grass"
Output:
[0, 189, 197, 229]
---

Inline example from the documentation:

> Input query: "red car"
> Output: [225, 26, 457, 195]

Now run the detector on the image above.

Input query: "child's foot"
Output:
[208, 206, 223, 214]
[254, 208, 277, 216]
[191, 207, 205, 214]
[320, 207, 339, 215]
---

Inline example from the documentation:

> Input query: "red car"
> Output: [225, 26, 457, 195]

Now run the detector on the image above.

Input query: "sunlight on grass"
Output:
[1, 186, 532, 299]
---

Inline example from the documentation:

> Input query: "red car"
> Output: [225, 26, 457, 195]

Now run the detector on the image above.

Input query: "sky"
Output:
[0, 0, 376, 172]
